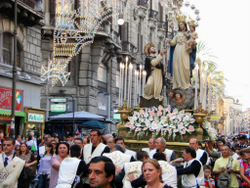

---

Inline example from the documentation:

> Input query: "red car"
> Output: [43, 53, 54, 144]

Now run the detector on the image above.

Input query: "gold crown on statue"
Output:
[188, 20, 196, 27]
[176, 12, 187, 22]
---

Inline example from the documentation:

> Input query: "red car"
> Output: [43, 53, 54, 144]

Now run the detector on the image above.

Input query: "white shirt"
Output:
[125, 149, 136, 159]
[2, 153, 14, 165]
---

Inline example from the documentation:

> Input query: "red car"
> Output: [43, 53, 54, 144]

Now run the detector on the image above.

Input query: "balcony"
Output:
[0, 0, 43, 26]
[121, 41, 130, 52]
[158, 21, 167, 29]
[137, 0, 148, 8]
[148, 9, 158, 20]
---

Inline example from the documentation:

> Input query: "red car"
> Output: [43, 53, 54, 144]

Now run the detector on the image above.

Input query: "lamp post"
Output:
[10, 0, 18, 138]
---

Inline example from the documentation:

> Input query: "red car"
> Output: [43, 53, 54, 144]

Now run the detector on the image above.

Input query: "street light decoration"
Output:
[180, 1, 200, 26]
[41, 0, 130, 86]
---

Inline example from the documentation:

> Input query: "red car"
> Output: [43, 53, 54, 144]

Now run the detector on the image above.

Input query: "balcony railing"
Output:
[148, 9, 158, 20]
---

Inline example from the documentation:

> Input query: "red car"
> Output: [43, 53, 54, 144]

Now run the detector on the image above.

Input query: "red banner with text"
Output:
[0, 86, 23, 111]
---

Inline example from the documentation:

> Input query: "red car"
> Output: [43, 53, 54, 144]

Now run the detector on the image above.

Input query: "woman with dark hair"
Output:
[142, 159, 173, 188]
[167, 19, 196, 90]
[38, 143, 53, 188]
[49, 139, 58, 155]
[17, 142, 37, 188]
[15, 145, 20, 156]
[49, 142, 69, 188]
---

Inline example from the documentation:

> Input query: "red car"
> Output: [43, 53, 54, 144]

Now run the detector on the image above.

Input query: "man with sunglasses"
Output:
[0, 137, 25, 187]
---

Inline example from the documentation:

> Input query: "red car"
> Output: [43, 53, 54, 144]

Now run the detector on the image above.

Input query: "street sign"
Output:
[113, 109, 120, 121]
[51, 104, 67, 113]
[51, 98, 67, 103]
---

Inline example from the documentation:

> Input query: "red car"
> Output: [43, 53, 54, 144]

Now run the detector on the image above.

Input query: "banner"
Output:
[0, 86, 23, 111]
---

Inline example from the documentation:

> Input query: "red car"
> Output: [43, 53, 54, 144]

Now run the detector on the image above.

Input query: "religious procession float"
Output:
[116, 10, 217, 156]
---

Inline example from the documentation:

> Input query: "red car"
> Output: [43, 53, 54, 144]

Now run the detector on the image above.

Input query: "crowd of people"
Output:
[0, 129, 249, 188]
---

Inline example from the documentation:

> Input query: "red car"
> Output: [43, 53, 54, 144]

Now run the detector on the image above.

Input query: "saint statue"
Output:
[143, 43, 167, 101]
[166, 14, 197, 90]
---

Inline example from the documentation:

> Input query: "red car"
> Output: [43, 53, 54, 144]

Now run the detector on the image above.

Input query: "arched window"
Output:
[2, 32, 21, 67]
[97, 63, 107, 83]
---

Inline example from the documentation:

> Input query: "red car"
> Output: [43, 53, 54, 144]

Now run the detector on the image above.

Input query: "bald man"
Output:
[189, 138, 209, 165]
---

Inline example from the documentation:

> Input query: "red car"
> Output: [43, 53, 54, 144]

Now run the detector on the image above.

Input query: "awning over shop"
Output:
[0, 109, 26, 117]
[0, 109, 27, 123]
[49, 111, 114, 123]
[80, 120, 106, 129]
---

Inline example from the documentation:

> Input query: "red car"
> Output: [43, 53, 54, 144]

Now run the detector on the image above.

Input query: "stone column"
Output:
[78, 41, 104, 114]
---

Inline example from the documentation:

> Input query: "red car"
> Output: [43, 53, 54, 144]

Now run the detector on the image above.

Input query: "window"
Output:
[55, 0, 74, 27]
[119, 22, 129, 42]
[97, 63, 107, 83]
[2, 32, 21, 67]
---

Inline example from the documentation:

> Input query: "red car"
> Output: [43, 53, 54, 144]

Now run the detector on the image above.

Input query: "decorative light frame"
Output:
[41, 0, 130, 86]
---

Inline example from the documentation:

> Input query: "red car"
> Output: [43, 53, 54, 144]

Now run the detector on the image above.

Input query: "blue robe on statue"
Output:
[168, 31, 197, 81]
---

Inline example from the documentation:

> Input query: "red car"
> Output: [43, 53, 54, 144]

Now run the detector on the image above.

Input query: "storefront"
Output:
[24, 107, 46, 138]
[0, 109, 26, 136]
[0, 86, 26, 136]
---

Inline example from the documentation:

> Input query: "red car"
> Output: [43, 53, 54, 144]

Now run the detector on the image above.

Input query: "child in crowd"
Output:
[204, 165, 215, 188]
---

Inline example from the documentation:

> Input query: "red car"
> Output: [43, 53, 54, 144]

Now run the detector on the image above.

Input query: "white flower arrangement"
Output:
[203, 120, 218, 140]
[124, 105, 196, 140]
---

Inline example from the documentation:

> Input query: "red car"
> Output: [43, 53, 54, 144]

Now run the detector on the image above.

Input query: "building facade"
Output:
[40, 0, 182, 134]
[0, 0, 45, 137]
[224, 96, 244, 135]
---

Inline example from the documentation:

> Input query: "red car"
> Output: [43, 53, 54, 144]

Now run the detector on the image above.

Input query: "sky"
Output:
[181, 0, 250, 111]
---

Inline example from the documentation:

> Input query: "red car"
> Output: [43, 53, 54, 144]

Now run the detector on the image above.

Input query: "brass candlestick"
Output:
[118, 101, 131, 124]
[193, 105, 207, 140]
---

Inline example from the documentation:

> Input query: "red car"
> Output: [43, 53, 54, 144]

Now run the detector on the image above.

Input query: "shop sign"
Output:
[51, 104, 67, 113]
[0, 116, 11, 121]
[51, 98, 67, 103]
[0, 86, 23, 111]
[28, 113, 44, 123]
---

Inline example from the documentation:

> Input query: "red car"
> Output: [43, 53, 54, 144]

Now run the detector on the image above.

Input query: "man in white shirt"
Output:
[0, 137, 25, 187]
[177, 147, 205, 188]
[189, 138, 209, 165]
[29, 131, 37, 149]
[149, 137, 176, 163]
[115, 136, 136, 159]
[106, 137, 115, 152]
[142, 138, 156, 154]
[83, 129, 110, 164]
